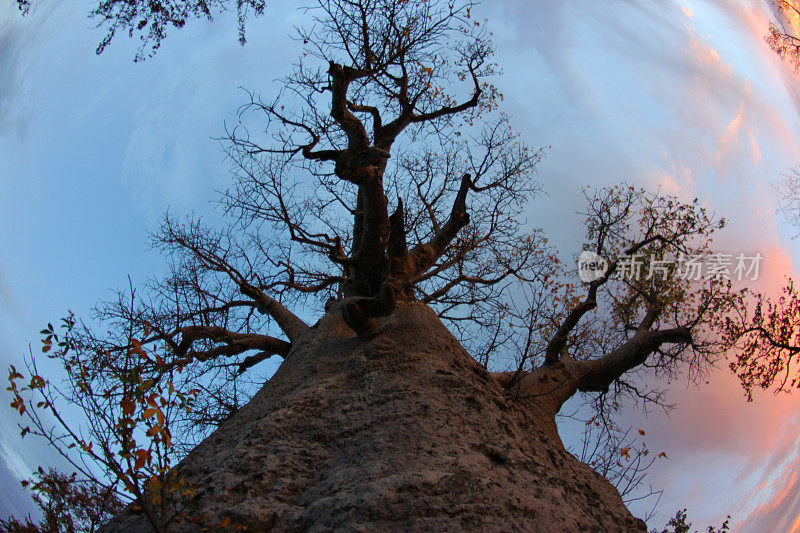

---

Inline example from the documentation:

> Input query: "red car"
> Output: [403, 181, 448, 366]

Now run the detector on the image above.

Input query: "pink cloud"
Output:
[489, 1, 800, 527]
[615, 2, 800, 527]
[687, 33, 728, 77]
[737, 452, 800, 532]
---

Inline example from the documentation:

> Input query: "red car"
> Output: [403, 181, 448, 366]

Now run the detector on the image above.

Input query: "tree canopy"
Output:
[766, 0, 800, 72]
[16, 0, 266, 61]
[724, 167, 800, 401]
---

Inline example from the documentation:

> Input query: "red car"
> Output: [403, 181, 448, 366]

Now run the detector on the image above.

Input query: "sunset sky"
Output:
[2, 0, 800, 529]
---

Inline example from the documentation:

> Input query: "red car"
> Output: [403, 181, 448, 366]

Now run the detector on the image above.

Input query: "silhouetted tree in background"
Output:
[0, 468, 123, 532]
[16, 0, 267, 61]
[766, 0, 800, 72]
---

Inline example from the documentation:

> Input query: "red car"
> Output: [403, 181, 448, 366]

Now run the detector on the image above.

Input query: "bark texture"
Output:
[103, 303, 645, 532]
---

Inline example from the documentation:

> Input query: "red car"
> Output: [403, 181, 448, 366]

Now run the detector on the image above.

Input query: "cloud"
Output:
[737, 450, 800, 532]
[0, 454, 36, 521]
[0, 263, 28, 331]
[117, 0, 305, 216]
[0, 5, 31, 139]
[3, 0, 800, 530]
[0, 1, 70, 141]
[121, 71, 219, 214]
[481, 0, 800, 529]
[0, 436, 32, 482]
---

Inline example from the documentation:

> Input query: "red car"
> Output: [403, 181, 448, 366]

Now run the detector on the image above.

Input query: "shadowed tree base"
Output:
[103, 304, 646, 532]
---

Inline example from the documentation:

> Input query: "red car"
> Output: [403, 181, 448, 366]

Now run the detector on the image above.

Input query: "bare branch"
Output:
[407, 173, 472, 279]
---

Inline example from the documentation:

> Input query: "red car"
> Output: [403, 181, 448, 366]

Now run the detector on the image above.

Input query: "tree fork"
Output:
[342, 279, 400, 336]
[407, 173, 473, 279]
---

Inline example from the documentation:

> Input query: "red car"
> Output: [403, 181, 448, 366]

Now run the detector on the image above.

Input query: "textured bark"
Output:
[103, 303, 645, 532]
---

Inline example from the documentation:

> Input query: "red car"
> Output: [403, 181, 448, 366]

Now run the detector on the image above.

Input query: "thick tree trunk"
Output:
[103, 303, 646, 531]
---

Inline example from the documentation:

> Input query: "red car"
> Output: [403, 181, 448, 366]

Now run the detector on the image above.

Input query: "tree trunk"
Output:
[103, 303, 646, 531]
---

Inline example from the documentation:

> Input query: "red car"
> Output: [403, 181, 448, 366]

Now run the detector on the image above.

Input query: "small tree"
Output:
[652, 508, 731, 533]
[729, 0, 800, 398]
[6, 311, 234, 530]
[766, 0, 800, 72]
[775, 166, 800, 233]
[724, 278, 800, 399]
[0, 468, 123, 533]
[724, 165, 800, 398]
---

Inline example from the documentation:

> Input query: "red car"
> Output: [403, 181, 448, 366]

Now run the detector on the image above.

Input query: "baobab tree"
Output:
[7, 0, 746, 530]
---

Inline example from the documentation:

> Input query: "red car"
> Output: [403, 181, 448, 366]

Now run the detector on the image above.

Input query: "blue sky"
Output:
[2, 0, 800, 529]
